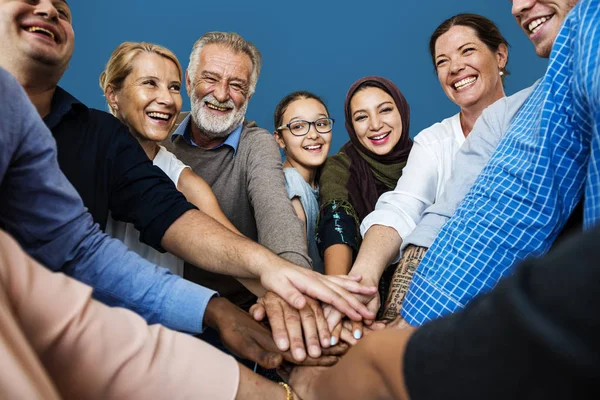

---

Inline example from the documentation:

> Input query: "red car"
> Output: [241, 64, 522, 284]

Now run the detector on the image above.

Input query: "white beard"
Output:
[190, 93, 248, 140]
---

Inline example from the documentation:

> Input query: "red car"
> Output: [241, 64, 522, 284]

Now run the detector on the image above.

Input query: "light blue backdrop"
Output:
[62, 0, 547, 153]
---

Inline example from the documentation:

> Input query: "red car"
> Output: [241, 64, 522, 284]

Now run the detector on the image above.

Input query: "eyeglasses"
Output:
[277, 118, 335, 136]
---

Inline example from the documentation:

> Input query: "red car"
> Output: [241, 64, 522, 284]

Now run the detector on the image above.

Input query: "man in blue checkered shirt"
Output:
[402, 0, 600, 325]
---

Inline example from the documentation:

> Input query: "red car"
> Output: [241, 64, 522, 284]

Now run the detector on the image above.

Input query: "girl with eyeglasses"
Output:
[273, 92, 334, 273]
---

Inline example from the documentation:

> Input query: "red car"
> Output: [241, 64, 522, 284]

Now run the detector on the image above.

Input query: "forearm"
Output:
[351, 225, 403, 283]
[313, 329, 414, 400]
[2, 231, 238, 400]
[381, 245, 427, 320]
[162, 209, 284, 279]
[66, 229, 215, 333]
[236, 364, 291, 400]
[324, 244, 353, 275]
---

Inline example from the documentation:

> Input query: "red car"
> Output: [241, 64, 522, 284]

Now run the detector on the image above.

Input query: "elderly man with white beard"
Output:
[165, 31, 323, 361]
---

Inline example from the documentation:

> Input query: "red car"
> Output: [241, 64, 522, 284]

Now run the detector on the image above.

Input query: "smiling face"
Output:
[350, 87, 403, 156]
[434, 25, 507, 112]
[108, 52, 182, 143]
[274, 97, 332, 172]
[187, 43, 253, 143]
[511, 0, 579, 58]
[0, 0, 74, 77]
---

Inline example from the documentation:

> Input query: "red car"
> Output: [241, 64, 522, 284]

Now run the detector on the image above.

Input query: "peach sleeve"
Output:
[0, 230, 239, 400]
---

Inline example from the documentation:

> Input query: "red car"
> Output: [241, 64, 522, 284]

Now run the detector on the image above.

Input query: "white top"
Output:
[360, 113, 465, 262]
[105, 146, 190, 276]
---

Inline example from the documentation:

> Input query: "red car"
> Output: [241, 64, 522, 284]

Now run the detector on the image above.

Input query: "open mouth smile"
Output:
[369, 132, 391, 142]
[23, 23, 58, 43]
[147, 112, 172, 122]
[205, 102, 232, 112]
[527, 14, 554, 35]
[453, 76, 477, 91]
[303, 144, 323, 152]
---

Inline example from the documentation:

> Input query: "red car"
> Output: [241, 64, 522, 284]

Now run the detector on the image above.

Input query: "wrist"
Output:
[203, 296, 228, 330]
[279, 382, 294, 400]
[349, 265, 380, 286]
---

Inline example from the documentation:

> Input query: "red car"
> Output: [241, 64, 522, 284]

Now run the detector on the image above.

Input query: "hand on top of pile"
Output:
[257, 265, 377, 324]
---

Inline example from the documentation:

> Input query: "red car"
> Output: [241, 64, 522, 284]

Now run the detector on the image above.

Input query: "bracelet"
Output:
[279, 382, 293, 400]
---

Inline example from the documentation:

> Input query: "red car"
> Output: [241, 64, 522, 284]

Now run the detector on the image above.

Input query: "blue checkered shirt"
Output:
[402, 0, 600, 326]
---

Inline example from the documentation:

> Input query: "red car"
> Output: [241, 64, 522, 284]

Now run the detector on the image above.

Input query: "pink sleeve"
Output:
[0, 230, 239, 400]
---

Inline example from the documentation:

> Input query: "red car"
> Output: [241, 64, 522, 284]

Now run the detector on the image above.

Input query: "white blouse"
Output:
[360, 113, 465, 262]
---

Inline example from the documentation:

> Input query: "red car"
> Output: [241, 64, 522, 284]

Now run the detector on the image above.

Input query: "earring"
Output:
[499, 70, 504, 76]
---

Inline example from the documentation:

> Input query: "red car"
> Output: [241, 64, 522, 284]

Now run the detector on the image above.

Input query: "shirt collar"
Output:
[43, 86, 88, 130]
[171, 113, 243, 156]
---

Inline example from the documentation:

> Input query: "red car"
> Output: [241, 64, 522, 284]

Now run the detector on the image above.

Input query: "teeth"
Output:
[206, 102, 230, 112]
[528, 16, 550, 33]
[304, 145, 322, 150]
[454, 76, 476, 90]
[147, 112, 170, 120]
[27, 26, 55, 40]
[371, 133, 389, 140]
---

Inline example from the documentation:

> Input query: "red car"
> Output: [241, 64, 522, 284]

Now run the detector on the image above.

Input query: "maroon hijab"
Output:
[342, 76, 413, 221]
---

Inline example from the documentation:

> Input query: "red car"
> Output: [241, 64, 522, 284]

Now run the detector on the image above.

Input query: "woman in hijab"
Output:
[317, 76, 412, 280]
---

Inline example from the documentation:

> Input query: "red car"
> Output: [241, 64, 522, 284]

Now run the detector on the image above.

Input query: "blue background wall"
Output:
[62, 0, 547, 153]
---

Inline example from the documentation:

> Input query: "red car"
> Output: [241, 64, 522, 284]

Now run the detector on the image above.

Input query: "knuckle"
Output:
[284, 312, 301, 323]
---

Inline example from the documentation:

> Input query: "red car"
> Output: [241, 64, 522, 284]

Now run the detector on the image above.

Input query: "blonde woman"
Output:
[100, 42, 243, 277]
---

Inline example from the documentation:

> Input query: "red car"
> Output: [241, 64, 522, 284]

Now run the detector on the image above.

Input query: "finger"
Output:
[323, 275, 378, 295]
[369, 321, 387, 331]
[321, 342, 349, 357]
[331, 274, 362, 282]
[299, 306, 321, 359]
[264, 300, 290, 352]
[326, 308, 344, 332]
[284, 305, 307, 362]
[271, 276, 307, 310]
[285, 270, 372, 321]
[318, 280, 376, 321]
[248, 328, 288, 369]
[351, 319, 363, 340]
[249, 303, 265, 322]
[255, 349, 284, 370]
[294, 355, 339, 367]
[339, 321, 358, 346]
[330, 323, 342, 347]
[232, 331, 283, 369]
[311, 300, 331, 348]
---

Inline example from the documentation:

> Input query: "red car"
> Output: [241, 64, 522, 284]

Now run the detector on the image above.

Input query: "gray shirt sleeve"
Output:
[404, 83, 538, 249]
[246, 132, 312, 269]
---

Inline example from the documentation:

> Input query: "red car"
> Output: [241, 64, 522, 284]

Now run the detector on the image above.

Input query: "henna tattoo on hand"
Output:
[381, 245, 428, 321]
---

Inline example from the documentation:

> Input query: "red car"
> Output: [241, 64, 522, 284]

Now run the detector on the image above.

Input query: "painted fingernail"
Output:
[354, 330, 362, 339]
[330, 336, 338, 346]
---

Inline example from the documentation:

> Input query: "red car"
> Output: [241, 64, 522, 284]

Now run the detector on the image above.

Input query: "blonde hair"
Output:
[187, 32, 262, 96]
[99, 41, 183, 115]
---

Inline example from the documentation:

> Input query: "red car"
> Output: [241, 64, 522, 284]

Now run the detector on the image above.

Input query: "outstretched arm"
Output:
[177, 167, 265, 296]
